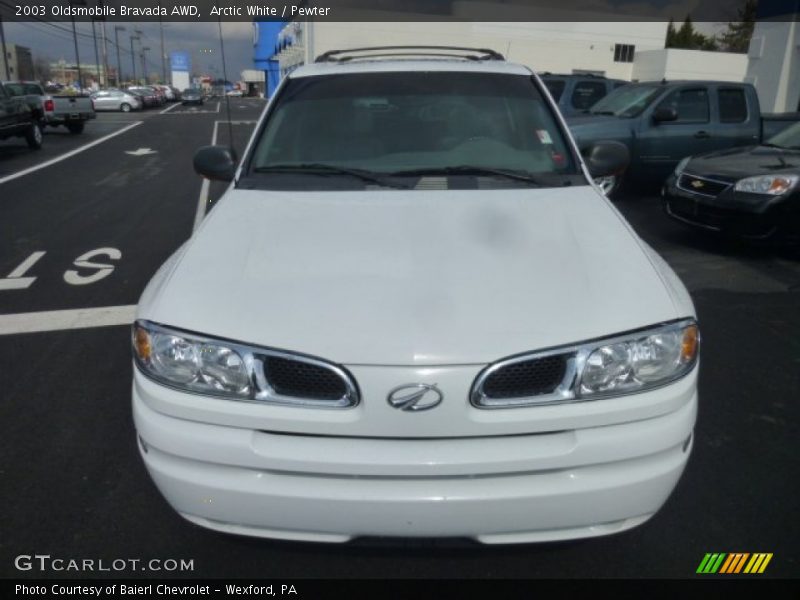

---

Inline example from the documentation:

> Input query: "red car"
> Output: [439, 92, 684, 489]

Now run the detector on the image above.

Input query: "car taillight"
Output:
[44, 99, 54, 112]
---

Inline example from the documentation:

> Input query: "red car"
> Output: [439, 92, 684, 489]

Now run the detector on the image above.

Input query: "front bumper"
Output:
[133, 382, 696, 544]
[662, 176, 799, 240]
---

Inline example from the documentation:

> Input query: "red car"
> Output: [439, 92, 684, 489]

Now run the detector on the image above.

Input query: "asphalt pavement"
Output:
[0, 101, 797, 580]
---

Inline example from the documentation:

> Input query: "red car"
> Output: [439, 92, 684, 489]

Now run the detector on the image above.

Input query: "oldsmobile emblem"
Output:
[387, 384, 443, 412]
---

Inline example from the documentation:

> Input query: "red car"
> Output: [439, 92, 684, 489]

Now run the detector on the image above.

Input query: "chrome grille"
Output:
[472, 351, 577, 408]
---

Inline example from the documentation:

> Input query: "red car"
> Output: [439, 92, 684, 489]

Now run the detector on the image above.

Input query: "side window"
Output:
[571, 81, 607, 110]
[543, 79, 566, 102]
[718, 88, 747, 123]
[657, 88, 710, 123]
[0, 85, 6, 99]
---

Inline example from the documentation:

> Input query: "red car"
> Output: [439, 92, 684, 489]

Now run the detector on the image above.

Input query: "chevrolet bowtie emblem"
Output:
[691, 180, 705, 189]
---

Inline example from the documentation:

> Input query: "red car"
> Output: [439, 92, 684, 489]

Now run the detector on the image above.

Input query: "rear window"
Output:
[571, 81, 607, 110]
[542, 79, 566, 102]
[3, 83, 42, 96]
[718, 88, 747, 123]
[246, 71, 581, 191]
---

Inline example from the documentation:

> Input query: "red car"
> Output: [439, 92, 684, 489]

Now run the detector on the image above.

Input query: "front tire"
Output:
[25, 122, 43, 150]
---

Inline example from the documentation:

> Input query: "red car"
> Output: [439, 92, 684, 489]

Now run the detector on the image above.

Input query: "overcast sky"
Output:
[3, 21, 255, 81]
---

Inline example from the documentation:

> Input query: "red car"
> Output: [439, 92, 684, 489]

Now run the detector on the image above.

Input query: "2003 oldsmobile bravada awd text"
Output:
[132, 47, 699, 543]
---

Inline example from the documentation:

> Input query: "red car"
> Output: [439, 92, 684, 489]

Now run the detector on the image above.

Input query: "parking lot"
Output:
[1, 99, 797, 579]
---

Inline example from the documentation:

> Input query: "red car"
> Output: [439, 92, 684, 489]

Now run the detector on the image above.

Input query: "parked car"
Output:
[132, 46, 700, 544]
[540, 73, 626, 118]
[153, 84, 176, 101]
[181, 88, 204, 105]
[127, 86, 160, 108]
[226, 89, 244, 97]
[662, 120, 800, 242]
[0, 81, 43, 149]
[91, 89, 143, 112]
[3, 80, 95, 134]
[566, 80, 800, 197]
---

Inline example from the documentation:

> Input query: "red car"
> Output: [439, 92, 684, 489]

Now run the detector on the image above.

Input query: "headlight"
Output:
[674, 157, 691, 176]
[132, 320, 359, 407]
[578, 320, 699, 397]
[471, 319, 699, 407]
[734, 174, 798, 195]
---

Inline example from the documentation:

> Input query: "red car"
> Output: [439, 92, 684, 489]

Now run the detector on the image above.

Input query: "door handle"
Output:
[694, 131, 711, 139]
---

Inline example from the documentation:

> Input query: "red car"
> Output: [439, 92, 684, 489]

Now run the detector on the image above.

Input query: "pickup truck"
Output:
[0, 81, 43, 150]
[566, 80, 800, 197]
[3, 81, 95, 134]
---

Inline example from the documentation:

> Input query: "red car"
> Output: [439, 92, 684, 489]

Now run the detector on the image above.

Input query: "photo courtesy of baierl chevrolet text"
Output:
[1, 0, 797, 594]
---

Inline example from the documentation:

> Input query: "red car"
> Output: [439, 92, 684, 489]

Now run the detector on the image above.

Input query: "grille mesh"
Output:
[678, 174, 731, 197]
[482, 354, 568, 399]
[262, 355, 348, 400]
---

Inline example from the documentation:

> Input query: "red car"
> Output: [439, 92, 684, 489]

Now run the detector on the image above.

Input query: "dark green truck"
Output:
[0, 81, 42, 151]
[566, 80, 798, 197]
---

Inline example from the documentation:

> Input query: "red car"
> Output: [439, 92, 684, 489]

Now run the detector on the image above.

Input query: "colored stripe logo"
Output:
[697, 553, 773, 574]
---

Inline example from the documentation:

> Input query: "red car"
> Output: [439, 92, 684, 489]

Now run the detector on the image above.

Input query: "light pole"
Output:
[130, 35, 140, 85]
[91, 19, 101, 89]
[0, 15, 10, 80]
[158, 4, 167, 83]
[69, 0, 88, 89]
[141, 47, 150, 84]
[114, 26, 125, 85]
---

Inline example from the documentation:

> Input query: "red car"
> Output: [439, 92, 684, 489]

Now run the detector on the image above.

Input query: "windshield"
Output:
[589, 84, 663, 117]
[245, 71, 581, 191]
[766, 122, 800, 149]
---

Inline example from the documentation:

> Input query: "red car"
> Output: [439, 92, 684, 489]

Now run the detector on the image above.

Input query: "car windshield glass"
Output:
[589, 84, 663, 117]
[766, 122, 800, 149]
[246, 72, 579, 190]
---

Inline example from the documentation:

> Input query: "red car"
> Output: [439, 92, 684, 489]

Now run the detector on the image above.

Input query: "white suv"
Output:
[132, 47, 699, 544]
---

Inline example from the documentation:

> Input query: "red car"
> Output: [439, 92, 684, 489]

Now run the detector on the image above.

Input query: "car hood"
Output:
[139, 186, 680, 366]
[686, 145, 800, 179]
[565, 114, 633, 145]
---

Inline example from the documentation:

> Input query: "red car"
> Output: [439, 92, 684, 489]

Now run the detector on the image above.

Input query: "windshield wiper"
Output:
[387, 166, 546, 185]
[589, 110, 616, 116]
[252, 163, 411, 189]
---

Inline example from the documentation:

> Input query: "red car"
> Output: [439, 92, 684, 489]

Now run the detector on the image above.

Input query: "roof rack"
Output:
[315, 46, 505, 63]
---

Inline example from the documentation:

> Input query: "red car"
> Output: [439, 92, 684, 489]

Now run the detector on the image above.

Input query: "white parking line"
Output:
[0, 305, 137, 335]
[0, 121, 143, 186]
[159, 102, 181, 114]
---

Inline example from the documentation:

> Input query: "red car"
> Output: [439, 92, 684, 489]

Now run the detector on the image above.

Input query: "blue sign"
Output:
[170, 52, 191, 73]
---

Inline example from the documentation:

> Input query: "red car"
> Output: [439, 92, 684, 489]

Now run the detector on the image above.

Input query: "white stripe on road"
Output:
[0, 305, 137, 335]
[0, 121, 143, 186]
[159, 102, 181, 114]
[193, 120, 219, 231]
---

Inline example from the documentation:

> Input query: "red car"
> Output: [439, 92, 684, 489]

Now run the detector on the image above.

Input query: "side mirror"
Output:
[584, 141, 630, 178]
[193, 145, 236, 181]
[652, 106, 678, 123]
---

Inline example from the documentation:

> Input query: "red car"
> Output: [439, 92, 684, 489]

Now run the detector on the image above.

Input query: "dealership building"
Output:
[253, 0, 799, 113]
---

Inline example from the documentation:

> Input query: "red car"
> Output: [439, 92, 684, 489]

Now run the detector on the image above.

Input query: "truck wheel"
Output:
[67, 122, 85, 134]
[25, 122, 43, 150]
[120, 103, 131, 113]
